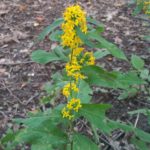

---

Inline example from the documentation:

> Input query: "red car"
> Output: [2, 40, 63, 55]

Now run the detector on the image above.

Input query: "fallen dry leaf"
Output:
[36, 16, 45, 23]
[18, 4, 28, 12]
[0, 68, 9, 76]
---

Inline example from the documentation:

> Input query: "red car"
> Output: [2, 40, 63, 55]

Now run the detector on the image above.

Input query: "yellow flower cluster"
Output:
[144, 1, 150, 15]
[80, 52, 95, 65]
[62, 82, 79, 98]
[137, 0, 150, 15]
[61, 5, 95, 120]
[61, 5, 87, 49]
[65, 56, 86, 82]
[62, 98, 82, 120]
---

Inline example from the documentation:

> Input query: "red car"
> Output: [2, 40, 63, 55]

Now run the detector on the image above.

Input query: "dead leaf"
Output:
[36, 16, 45, 23]
[114, 36, 122, 45]
[0, 68, 9, 76]
[19, 4, 28, 12]
[106, 10, 118, 21]
[21, 82, 27, 89]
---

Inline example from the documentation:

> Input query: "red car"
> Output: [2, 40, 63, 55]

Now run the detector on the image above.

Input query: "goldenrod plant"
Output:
[132, 0, 150, 16]
[1, 4, 150, 150]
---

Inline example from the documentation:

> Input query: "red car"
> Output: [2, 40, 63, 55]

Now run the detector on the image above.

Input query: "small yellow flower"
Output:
[73, 47, 84, 56]
[61, 107, 74, 120]
[67, 98, 82, 112]
[83, 52, 95, 65]
[61, 98, 82, 120]
[62, 82, 79, 98]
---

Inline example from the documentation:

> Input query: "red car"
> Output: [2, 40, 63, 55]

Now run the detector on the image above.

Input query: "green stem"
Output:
[69, 49, 74, 97]
[69, 121, 74, 150]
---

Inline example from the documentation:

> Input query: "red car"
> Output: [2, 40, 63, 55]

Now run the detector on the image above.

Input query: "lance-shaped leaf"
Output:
[88, 32, 127, 60]
[131, 54, 144, 70]
[31, 47, 68, 64]
[37, 18, 64, 41]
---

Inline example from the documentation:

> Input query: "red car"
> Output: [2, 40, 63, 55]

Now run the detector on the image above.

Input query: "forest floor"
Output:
[0, 0, 150, 149]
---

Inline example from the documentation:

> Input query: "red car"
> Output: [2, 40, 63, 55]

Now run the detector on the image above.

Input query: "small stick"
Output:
[0, 81, 24, 104]
[134, 113, 140, 128]
[23, 93, 39, 105]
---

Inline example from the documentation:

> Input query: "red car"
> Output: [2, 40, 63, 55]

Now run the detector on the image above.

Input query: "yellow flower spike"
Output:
[73, 47, 84, 56]
[62, 82, 79, 98]
[61, 5, 87, 49]
[61, 5, 94, 120]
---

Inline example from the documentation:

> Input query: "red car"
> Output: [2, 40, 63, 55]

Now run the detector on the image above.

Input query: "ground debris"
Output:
[0, 30, 30, 45]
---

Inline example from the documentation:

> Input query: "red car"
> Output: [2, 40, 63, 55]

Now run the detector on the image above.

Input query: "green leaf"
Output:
[31, 47, 68, 64]
[131, 54, 144, 70]
[140, 69, 149, 79]
[87, 17, 104, 33]
[78, 104, 112, 133]
[115, 71, 145, 89]
[82, 65, 118, 88]
[31, 144, 52, 150]
[37, 18, 64, 41]
[15, 128, 67, 145]
[53, 46, 68, 62]
[14, 105, 64, 129]
[77, 80, 92, 103]
[88, 33, 127, 60]
[128, 109, 150, 115]
[82, 66, 144, 89]
[134, 128, 150, 143]
[49, 30, 63, 42]
[87, 17, 104, 28]
[31, 50, 61, 64]
[118, 88, 137, 100]
[1, 129, 17, 145]
[94, 50, 110, 59]
[143, 35, 150, 41]
[132, 1, 143, 15]
[73, 133, 99, 150]
[131, 137, 149, 150]
[106, 119, 133, 132]
[76, 27, 95, 48]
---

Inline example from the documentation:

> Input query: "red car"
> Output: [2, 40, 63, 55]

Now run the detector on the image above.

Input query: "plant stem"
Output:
[69, 49, 74, 97]
[69, 121, 74, 150]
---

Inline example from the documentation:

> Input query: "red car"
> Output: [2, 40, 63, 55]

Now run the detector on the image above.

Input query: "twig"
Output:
[0, 80, 24, 104]
[23, 93, 39, 105]
[0, 110, 7, 118]
[135, 100, 150, 107]
[134, 16, 150, 24]
[134, 113, 140, 128]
